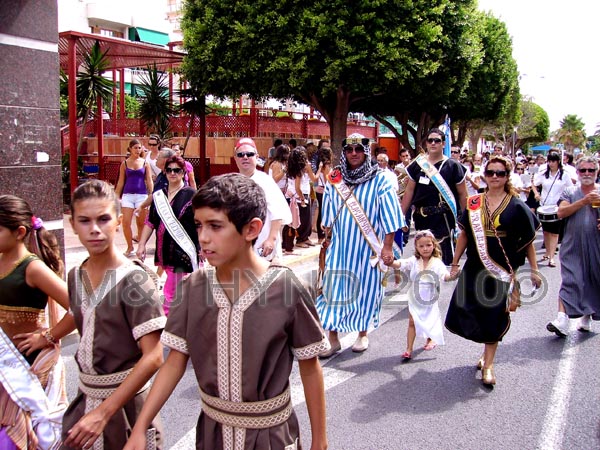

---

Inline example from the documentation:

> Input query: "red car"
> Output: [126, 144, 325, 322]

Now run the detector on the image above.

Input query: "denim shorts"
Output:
[121, 193, 148, 209]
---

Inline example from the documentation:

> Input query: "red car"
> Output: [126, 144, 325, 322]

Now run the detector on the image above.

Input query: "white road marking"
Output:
[537, 328, 579, 450]
[170, 293, 406, 449]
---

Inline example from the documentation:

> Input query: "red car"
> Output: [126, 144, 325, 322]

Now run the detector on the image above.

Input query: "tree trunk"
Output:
[183, 111, 195, 151]
[76, 107, 91, 154]
[468, 125, 484, 154]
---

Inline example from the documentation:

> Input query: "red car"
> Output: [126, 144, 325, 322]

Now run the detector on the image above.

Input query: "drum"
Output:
[537, 205, 560, 223]
[395, 165, 409, 199]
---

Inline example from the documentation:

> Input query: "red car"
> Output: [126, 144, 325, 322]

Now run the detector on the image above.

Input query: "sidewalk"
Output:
[63, 214, 320, 275]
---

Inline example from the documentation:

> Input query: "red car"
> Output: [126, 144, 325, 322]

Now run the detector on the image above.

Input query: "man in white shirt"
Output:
[376, 153, 400, 192]
[233, 137, 292, 261]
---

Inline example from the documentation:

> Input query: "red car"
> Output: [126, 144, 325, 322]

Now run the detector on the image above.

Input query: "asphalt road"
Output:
[60, 231, 600, 449]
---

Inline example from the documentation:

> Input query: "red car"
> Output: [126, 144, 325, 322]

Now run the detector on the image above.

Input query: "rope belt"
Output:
[200, 387, 292, 429]
[79, 369, 151, 399]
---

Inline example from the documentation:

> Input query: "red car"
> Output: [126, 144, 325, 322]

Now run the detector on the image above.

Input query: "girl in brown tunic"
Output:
[61, 181, 166, 450]
[0, 195, 71, 450]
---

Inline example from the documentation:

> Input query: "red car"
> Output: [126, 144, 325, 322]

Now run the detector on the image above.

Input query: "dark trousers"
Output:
[403, 207, 413, 245]
[296, 195, 312, 242]
[282, 225, 296, 251]
[316, 192, 325, 239]
[440, 236, 454, 266]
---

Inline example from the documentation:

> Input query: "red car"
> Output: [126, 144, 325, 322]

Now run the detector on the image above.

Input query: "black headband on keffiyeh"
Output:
[338, 137, 379, 185]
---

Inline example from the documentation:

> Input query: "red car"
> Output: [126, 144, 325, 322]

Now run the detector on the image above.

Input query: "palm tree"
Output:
[75, 42, 114, 153]
[137, 64, 176, 138]
[554, 114, 586, 152]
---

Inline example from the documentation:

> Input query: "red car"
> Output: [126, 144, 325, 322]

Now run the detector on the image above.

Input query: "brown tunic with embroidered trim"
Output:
[162, 265, 329, 450]
[61, 261, 166, 450]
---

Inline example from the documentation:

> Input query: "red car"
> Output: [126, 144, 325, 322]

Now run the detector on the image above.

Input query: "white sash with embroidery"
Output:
[332, 180, 389, 272]
[415, 154, 458, 218]
[153, 190, 199, 271]
[0, 327, 64, 450]
[468, 195, 511, 283]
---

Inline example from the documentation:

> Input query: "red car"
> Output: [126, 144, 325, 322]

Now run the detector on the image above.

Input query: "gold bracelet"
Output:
[42, 329, 57, 345]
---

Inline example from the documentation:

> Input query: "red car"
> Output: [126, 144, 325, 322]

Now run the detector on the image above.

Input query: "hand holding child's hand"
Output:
[449, 264, 461, 280]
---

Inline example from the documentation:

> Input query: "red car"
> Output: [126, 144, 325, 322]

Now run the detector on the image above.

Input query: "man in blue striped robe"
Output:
[317, 136, 404, 356]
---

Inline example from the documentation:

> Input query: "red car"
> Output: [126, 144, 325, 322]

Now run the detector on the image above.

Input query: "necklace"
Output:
[168, 183, 184, 197]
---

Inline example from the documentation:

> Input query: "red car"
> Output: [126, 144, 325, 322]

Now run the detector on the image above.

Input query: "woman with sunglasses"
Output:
[514, 162, 531, 203]
[145, 134, 162, 181]
[445, 156, 541, 386]
[531, 151, 574, 267]
[136, 156, 200, 315]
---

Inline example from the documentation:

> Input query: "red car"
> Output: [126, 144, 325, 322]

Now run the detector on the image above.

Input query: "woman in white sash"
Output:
[0, 195, 72, 450]
[137, 155, 201, 315]
[445, 157, 541, 387]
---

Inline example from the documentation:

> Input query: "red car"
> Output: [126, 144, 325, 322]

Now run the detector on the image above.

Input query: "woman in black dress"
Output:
[445, 156, 541, 386]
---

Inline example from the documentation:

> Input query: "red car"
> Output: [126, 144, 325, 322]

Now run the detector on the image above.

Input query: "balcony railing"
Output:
[61, 107, 379, 154]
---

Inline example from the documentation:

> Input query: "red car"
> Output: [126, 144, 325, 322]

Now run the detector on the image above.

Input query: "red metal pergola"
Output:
[58, 31, 193, 192]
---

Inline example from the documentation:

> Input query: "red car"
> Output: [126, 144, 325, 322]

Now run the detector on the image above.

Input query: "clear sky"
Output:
[478, 0, 599, 136]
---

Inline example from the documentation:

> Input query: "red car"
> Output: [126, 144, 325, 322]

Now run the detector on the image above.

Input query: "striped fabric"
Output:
[316, 173, 404, 332]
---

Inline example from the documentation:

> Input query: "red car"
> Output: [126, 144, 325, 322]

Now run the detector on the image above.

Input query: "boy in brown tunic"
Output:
[125, 173, 329, 450]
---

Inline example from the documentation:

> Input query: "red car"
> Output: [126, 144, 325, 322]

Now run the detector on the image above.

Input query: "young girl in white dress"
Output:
[388, 230, 456, 359]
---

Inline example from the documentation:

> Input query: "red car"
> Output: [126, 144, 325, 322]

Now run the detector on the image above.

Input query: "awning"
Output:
[59, 30, 185, 71]
[128, 27, 170, 46]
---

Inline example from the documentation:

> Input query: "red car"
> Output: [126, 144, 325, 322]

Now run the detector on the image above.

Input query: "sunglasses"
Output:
[578, 168, 597, 174]
[343, 144, 365, 154]
[148, 143, 158, 147]
[451, 150, 460, 154]
[484, 169, 507, 178]
[516, 167, 525, 171]
[427, 138, 443, 144]
[236, 151, 256, 158]
[165, 167, 183, 174]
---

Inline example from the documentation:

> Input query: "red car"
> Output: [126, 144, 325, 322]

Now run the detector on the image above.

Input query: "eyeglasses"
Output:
[427, 138, 443, 144]
[165, 167, 183, 174]
[148, 143, 158, 147]
[578, 168, 597, 173]
[343, 144, 365, 154]
[236, 151, 256, 158]
[484, 169, 507, 178]
[451, 150, 460, 154]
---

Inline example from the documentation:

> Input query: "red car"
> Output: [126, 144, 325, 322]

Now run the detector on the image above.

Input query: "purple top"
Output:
[123, 162, 147, 195]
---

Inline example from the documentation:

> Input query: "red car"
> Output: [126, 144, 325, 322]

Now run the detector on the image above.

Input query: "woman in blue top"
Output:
[115, 139, 153, 256]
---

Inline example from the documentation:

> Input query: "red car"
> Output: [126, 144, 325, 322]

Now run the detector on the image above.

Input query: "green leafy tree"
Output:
[138, 64, 176, 139]
[182, 0, 480, 162]
[482, 97, 549, 152]
[355, 1, 483, 153]
[452, 12, 520, 148]
[554, 114, 586, 152]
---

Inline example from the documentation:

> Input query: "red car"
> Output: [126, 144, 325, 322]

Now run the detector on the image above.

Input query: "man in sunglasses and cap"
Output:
[233, 137, 291, 261]
[316, 134, 404, 356]
[401, 128, 468, 265]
